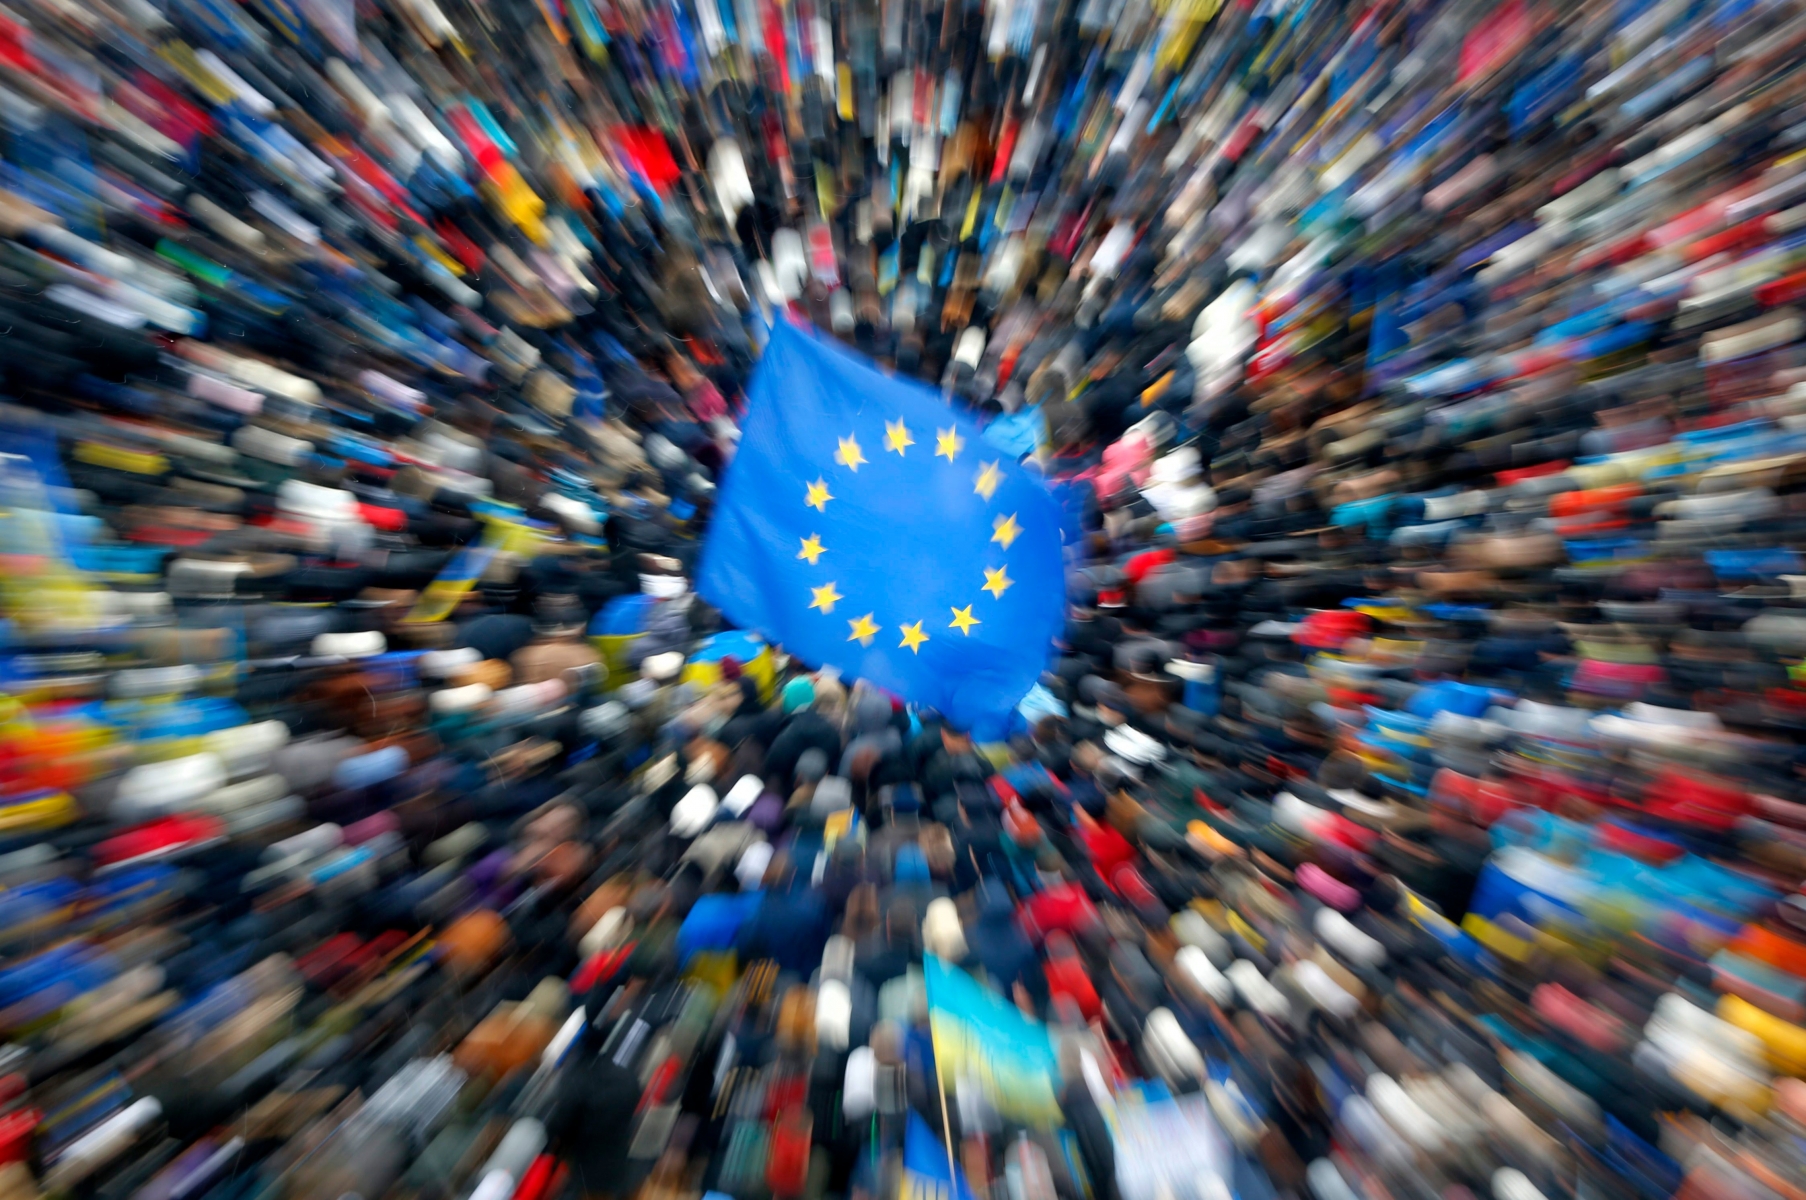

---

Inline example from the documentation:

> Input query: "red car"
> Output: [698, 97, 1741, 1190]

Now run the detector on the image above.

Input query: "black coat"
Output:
[764, 711, 844, 786]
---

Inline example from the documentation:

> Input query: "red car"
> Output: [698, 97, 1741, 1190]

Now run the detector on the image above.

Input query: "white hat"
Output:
[1314, 908, 1385, 967]
[1174, 944, 1233, 1007]
[1291, 960, 1359, 1019]
[1226, 960, 1291, 1021]
[709, 139, 755, 224]
[923, 898, 967, 961]
[1149, 446, 1200, 486]
[115, 753, 226, 820]
[722, 775, 763, 816]
[1103, 723, 1167, 765]
[670, 784, 719, 838]
[643, 650, 687, 680]
[311, 630, 386, 659]
[843, 1046, 877, 1119]
[736, 840, 774, 891]
[815, 979, 852, 1051]
[821, 934, 856, 982]
[579, 907, 632, 958]
[1142, 1008, 1204, 1085]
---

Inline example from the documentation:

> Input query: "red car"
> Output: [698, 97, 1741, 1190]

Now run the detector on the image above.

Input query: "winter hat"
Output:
[783, 677, 818, 713]
[796, 749, 829, 785]
[736, 840, 775, 891]
[923, 897, 968, 960]
[671, 784, 719, 837]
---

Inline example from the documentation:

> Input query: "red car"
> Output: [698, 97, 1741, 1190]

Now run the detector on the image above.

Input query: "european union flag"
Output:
[697, 320, 1064, 735]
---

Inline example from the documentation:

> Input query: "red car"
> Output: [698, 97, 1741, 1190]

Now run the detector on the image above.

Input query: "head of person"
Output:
[782, 675, 817, 713]
[795, 748, 828, 788]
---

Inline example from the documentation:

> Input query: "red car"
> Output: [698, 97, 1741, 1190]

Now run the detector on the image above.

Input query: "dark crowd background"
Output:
[4, 0, 1806, 1198]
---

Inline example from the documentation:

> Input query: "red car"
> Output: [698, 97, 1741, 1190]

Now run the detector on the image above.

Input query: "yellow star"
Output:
[847, 613, 880, 646]
[949, 605, 980, 636]
[936, 427, 964, 461]
[810, 582, 843, 613]
[805, 478, 832, 511]
[884, 419, 914, 455]
[898, 621, 929, 654]
[974, 460, 1002, 501]
[797, 533, 826, 565]
[991, 512, 1022, 550]
[982, 565, 1014, 600]
[835, 435, 867, 472]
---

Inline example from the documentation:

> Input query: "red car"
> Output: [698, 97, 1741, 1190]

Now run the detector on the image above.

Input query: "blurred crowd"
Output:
[8, 0, 1806, 1197]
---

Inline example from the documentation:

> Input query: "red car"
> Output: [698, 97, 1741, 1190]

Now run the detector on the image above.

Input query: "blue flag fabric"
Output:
[697, 319, 1064, 736]
[903, 1112, 979, 1200]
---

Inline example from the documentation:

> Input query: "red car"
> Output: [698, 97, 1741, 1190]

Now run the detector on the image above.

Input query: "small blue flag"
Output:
[698, 320, 1064, 736]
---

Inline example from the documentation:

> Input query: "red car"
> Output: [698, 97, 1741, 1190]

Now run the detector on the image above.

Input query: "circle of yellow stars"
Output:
[798, 419, 1018, 655]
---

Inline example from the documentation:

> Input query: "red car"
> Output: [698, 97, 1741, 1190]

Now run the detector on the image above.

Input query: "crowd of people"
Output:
[7, 0, 1806, 1194]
